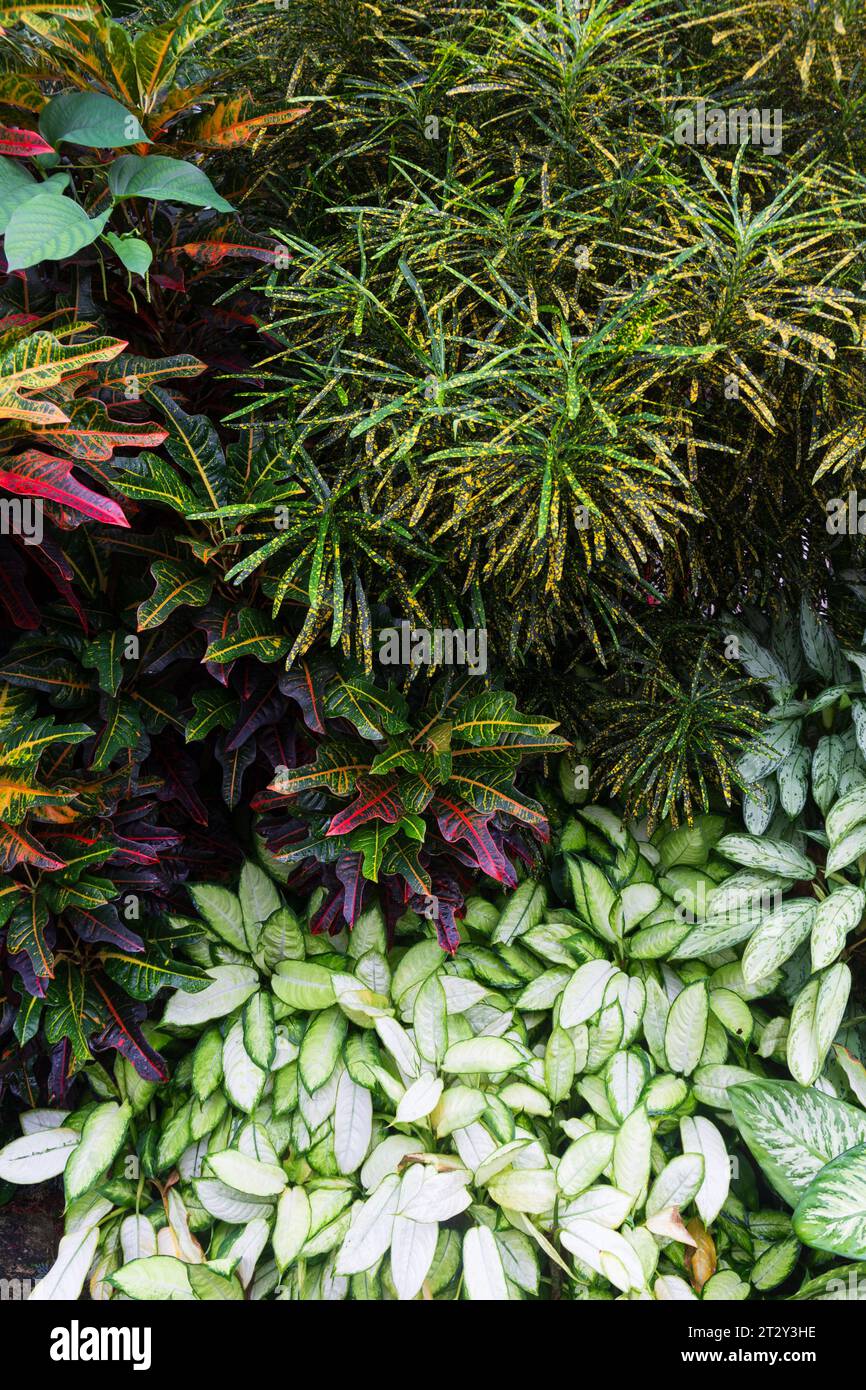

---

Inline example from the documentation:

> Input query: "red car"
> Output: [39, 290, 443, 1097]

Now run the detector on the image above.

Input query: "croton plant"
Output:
[0, 309, 567, 1107]
[0, 266, 567, 1100]
[260, 672, 567, 951]
[0, 0, 305, 1099]
[0, 584, 564, 1098]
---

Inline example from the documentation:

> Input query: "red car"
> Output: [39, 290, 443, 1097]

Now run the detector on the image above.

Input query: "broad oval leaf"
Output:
[65, 1102, 131, 1201]
[207, 1149, 286, 1197]
[679, 1116, 730, 1224]
[0, 1125, 79, 1183]
[110, 1255, 196, 1300]
[395, 1073, 443, 1124]
[793, 1143, 866, 1259]
[222, 1019, 267, 1114]
[559, 1132, 616, 1201]
[4, 194, 110, 271]
[664, 982, 708, 1076]
[334, 1068, 374, 1174]
[273, 1186, 311, 1273]
[742, 899, 816, 983]
[812, 886, 865, 971]
[716, 835, 814, 880]
[559, 959, 619, 1028]
[441, 1037, 524, 1075]
[39, 91, 149, 148]
[30, 1226, 99, 1301]
[109, 154, 234, 211]
[463, 1225, 508, 1300]
[646, 1153, 705, 1218]
[272, 960, 336, 1011]
[729, 1079, 866, 1206]
[163, 965, 258, 1026]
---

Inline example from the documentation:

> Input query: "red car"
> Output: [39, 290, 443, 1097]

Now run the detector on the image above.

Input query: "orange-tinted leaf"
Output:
[0, 775, 70, 824]
[183, 98, 309, 149]
[178, 240, 279, 267]
[685, 1218, 717, 1293]
[0, 820, 65, 871]
[32, 398, 168, 462]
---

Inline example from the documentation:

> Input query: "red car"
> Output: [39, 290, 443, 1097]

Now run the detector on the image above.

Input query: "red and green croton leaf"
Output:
[430, 796, 514, 885]
[0, 328, 193, 545]
[326, 777, 402, 837]
[0, 125, 54, 156]
[0, 449, 129, 526]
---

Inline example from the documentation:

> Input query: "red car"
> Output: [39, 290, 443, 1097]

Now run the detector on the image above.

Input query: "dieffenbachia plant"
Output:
[0, 820, 839, 1302]
[729, 1075, 866, 1273]
[723, 599, 866, 1086]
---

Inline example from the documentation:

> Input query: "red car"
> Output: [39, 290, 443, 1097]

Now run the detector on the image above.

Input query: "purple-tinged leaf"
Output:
[0, 820, 65, 871]
[215, 734, 255, 809]
[90, 979, 167, 1082]
[310, 887, 345, 936]
[431, 796, 513, 884]
[336, 851, 366, 924]
[279, 656, 333, 733]
[67, 904, 145, 952]
[0, 547, 40, 629]
[152, 744, 209, 825]
[48, 1039, 73, 1105]
[225, 677, 285, 750]
[7, 945, 51, 998]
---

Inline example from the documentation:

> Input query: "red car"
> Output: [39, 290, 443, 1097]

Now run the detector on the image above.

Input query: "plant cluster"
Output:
[5, 806, 866, 1300]
[231, 0, 865, 632]
[2, 0, 866, 1310]
[175, 0, 860, 822]
[262, 673, 566, 949]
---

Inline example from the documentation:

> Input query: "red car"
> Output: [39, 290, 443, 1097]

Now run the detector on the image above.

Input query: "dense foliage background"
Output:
[1, 0, 866, 1304]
